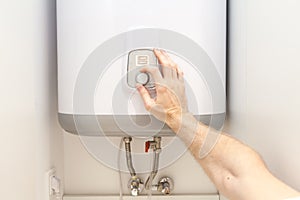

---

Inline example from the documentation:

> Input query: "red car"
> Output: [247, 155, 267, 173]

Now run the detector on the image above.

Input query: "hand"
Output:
[136, 49, 189, 132]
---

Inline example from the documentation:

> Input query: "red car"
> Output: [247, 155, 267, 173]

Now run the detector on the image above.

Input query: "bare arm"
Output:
[137, 49, 300, 200]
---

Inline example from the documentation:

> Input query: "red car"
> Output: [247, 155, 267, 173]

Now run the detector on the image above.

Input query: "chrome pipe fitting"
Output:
[128, 176, 143, 196]
[157, 177, 174, 195]
[123, 137, 173, 196]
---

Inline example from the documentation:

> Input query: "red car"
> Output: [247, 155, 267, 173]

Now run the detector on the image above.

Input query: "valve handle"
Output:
[145, 141, 150, 153]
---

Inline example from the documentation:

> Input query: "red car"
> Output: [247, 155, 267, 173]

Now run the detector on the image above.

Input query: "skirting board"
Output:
[63, 195, 220, 200]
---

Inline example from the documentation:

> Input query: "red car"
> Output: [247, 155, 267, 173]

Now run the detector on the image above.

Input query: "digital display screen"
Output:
[136, 55, 149, 66]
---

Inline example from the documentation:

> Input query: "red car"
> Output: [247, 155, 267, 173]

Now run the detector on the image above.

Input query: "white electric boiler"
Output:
[57, 0, 227, 137]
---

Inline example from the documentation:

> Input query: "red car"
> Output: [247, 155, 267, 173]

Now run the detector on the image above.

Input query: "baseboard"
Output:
[63, 194, 220, 200]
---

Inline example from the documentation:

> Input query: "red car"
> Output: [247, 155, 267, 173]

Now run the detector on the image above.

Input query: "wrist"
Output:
[166, 110, 195, 134]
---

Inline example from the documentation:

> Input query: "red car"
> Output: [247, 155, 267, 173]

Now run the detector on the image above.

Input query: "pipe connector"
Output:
[123, 137, 132, 143]
[145, 136, 161, 153]
[157, 177, 174, 195]
[128, 176, 143, 196]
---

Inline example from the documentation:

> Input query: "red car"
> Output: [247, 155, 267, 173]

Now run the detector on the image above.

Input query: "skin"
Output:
[136, 49, 300, 200]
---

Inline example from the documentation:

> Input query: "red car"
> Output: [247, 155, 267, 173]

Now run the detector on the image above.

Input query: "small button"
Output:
[136, 73, 149, 85]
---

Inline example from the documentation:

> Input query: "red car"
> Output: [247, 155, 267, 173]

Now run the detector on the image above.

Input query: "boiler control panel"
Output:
[127, 49, 158, 98]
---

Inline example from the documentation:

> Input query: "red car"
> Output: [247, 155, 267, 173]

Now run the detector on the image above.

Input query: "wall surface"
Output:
[63, 134, 217, 195]
[225, 0, 300, 197]
[1, 0, 300, 199]
[0, 1, 64, 200]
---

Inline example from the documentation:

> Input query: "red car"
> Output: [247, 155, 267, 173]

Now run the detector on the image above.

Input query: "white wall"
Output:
[1, 0, 300, 199]
[227, 0, 300, 193]
[0, 1, 64, 200]
[63, 134, 217, 195]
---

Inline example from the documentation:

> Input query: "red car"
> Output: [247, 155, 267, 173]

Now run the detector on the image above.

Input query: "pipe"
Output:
[123, 137, 136, 177]
[145, 137, 161, 190]
[145, 150, 160, 190]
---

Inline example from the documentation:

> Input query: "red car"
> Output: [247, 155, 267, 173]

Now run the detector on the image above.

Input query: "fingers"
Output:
[177, 67, 184, 82]
[154, 49, 169, 66]
[160, 50, 178, 78]
[154, 49, 173, 78]
[154, 49, 184, 80]
[136, 84, 155, 111]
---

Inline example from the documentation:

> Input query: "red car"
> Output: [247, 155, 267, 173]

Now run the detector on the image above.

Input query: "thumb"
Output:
[136, 84, 155, 111]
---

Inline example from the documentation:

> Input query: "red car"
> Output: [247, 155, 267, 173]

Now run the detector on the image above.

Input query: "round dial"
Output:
[136, 72, 149, 85]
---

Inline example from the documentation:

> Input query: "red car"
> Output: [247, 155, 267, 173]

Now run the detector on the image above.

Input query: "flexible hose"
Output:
[118, 138, 124, 200]
[124, 139, 136, 177]
[145, 150, 160, 190]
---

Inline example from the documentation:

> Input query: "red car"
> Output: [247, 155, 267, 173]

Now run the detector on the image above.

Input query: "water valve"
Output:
[145, 141, 150, 153]
[145, 137, 161, 153]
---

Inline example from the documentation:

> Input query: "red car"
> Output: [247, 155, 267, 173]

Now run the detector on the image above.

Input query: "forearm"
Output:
[168, 113, 300, 200]
[136, 49, 299, 199]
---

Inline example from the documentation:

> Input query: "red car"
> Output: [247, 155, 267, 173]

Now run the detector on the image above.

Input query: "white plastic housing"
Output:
[57, 0, 227, 136]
